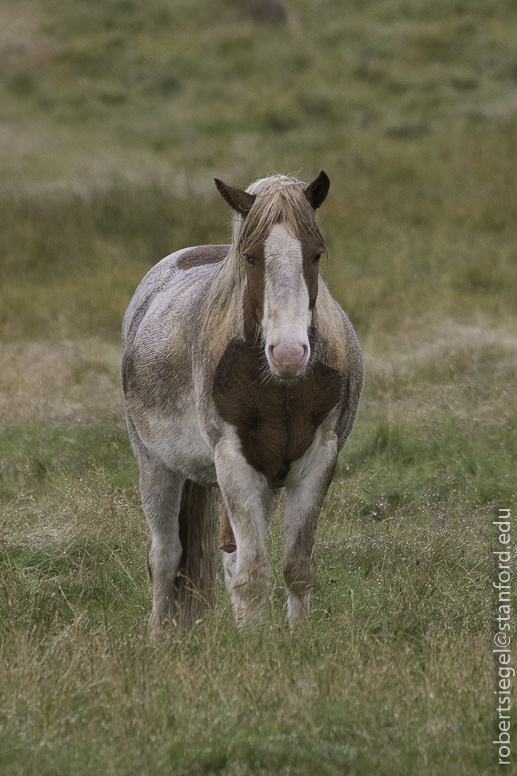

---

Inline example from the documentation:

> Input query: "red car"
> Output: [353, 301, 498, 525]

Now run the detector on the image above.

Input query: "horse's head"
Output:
[214, 172, 330, 380]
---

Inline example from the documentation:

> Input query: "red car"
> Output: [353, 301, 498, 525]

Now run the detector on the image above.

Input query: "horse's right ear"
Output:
[214, 179, 256, 218]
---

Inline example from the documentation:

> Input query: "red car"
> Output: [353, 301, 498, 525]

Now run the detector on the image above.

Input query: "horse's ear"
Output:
[214, 179, 256, 218]
[303, 170, 330, 210]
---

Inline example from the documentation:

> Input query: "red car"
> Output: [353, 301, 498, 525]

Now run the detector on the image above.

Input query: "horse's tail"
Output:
[174, 480, 219, 629]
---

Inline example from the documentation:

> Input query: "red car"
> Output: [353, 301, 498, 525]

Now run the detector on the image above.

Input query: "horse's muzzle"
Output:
[268, 340, 309, 379]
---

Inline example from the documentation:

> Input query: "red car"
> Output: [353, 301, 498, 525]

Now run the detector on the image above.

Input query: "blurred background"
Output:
[1, 0, 516, 343]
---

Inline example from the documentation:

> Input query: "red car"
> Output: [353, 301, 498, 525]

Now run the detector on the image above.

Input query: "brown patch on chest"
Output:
[214, 339, 343, 484]
[176, 245, 229, 270]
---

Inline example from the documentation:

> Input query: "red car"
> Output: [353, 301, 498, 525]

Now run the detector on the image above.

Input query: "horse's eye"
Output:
[313, 253, 322, 264]
[245, 254, 255, 266]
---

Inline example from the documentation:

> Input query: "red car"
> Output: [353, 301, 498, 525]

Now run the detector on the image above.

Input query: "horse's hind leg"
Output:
[138, 458, 185, 635]
[175, 481, 219, 630]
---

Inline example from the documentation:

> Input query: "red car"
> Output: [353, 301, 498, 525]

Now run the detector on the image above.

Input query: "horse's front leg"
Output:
[215, 434, 274, 630]
[138, 458, 185, 635]
[283, 436, 338, 626]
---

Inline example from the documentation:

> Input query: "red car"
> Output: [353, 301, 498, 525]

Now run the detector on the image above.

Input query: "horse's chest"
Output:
[214, 340, 342, 484]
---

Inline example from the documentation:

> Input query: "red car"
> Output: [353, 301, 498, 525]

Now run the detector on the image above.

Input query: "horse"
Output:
[122, 171, 363, 634]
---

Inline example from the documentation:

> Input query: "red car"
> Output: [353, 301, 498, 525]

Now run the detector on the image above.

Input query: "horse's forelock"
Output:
[235, 175, 324, 254]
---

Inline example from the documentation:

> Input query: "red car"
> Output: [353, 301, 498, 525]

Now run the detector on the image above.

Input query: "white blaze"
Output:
[262, 224, 311, 379]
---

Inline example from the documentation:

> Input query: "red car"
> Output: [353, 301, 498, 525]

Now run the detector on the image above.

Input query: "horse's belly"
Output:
[140, 411, 217, 486]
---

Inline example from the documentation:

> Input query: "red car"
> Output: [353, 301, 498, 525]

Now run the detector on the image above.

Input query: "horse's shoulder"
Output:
[311, 280, 364, 447]
[327, 302, 364, 450]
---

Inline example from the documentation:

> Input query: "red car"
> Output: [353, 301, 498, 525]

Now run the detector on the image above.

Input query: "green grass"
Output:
[0, 0, 516, 773]
[0, 423, 136, 498]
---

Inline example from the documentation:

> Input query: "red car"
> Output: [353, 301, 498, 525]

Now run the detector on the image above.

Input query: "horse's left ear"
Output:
[214, 179, 256, 218]
[303, 170, 330, 210]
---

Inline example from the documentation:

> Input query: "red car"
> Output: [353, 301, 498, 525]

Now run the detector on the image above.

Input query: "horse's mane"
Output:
[206, 174, 324, 322]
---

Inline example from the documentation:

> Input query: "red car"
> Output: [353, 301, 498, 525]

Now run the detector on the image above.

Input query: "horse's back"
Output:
[122, 245, 229, 347]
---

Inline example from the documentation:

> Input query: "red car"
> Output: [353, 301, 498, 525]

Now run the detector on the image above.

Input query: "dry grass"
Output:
[362, 319, 517, 427]
[0, 339, 123, 426]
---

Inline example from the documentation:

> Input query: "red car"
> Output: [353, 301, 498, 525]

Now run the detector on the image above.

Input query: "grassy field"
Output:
[1, 0, 516, 774]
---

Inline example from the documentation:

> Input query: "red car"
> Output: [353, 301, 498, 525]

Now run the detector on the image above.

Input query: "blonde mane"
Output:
[206, 174, 324, 322]
[236, 174, 324, 254]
